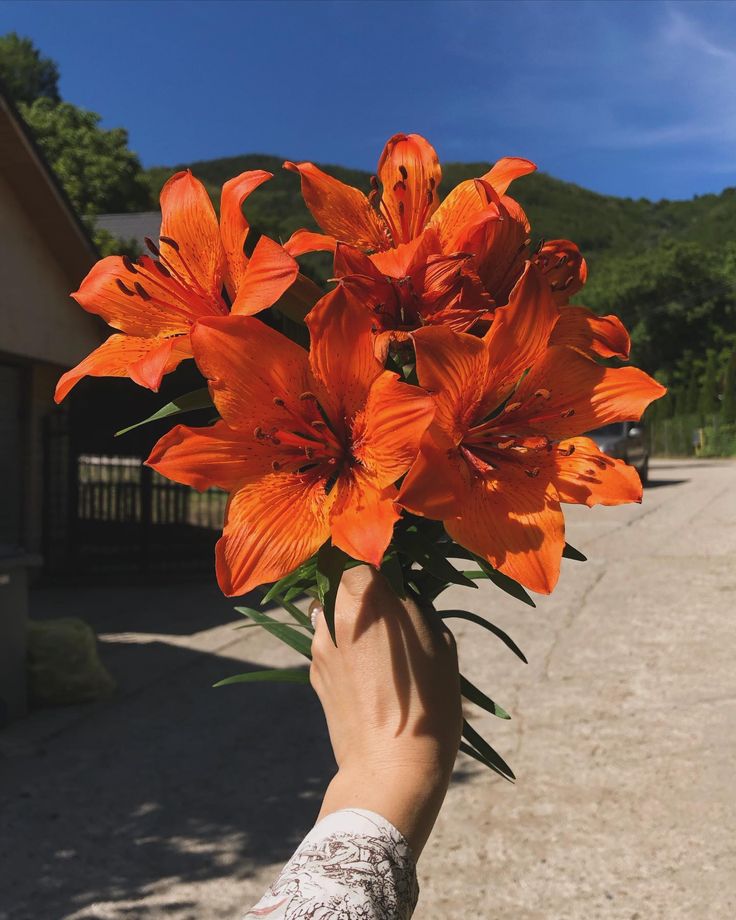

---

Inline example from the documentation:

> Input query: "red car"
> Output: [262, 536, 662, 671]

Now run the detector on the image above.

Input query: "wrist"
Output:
[318, 754, 454, 858]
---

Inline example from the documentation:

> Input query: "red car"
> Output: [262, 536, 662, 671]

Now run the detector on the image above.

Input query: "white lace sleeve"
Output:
[244, 808, 419, 919]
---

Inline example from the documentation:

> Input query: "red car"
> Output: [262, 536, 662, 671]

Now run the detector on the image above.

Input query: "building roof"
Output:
[96, 211, 161, 253]
[0, 91, 98, 285]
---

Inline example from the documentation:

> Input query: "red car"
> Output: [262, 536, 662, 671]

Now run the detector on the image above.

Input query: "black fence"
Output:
[44, 411, 227, 578]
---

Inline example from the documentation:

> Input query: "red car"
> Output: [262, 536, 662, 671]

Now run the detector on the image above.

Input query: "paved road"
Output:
[1, 459, 734, 919]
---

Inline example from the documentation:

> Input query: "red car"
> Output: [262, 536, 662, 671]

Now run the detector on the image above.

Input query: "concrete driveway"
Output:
[0, 459, 734, 919]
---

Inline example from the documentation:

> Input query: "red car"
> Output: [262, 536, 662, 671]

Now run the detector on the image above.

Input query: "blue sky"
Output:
[2, 0, 735, 200]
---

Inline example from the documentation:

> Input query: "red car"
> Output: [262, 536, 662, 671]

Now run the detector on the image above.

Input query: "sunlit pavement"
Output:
[1, 459, 734, 919]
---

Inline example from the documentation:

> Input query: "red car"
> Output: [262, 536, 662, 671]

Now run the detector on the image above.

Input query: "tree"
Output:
[19, 98, 152, 216]
[583, 241, 736, 380]
[722, 348, 736, 424]
[0, 32, 60, 105]
[685, 365, 700, 414]
[698, 351, 719, 420]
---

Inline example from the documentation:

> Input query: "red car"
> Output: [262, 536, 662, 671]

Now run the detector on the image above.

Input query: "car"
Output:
[587, 422, 649, 484]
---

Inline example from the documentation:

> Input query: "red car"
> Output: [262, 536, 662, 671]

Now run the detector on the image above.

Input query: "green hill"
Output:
[145, 153, 736, 264]
[144, 155, 736, 387]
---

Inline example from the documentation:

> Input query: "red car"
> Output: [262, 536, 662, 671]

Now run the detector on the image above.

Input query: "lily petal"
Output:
[482, 157, 537, 196]
[376, 133, 442, 244]
[216, 473, 333, 596]
[431, 180, 500, 252]
[146, 420, 272, 492]
[230, 235, 298, 316]
[430, 157, 535, 248]
[412, 324, 489, 442]
[54, 333, 190, 402]
[551, 306, 631, 360]
[127, 335, 192, 391]
[159, 170, 225, 304]
[306, 285, 383, 423]
[445, 467, 565, 595]
[398, 425, 472, 520]
[550, 438, 642, 507]
[352, 371, 435, 488]
[509, 345, 667, 439]
[485, 261, 560, 403]
[284, 160, 388, 251]
[330, 469, 399, 566]
[191, 316, 311, 432]
[72, 256, 196, 336]
[369, 228, 442, 277]
[219, 169, 272, 298]
[283, 228, 337, 258]
[457, 192, 530, 304]
[532, 239, 587, 305]
[273, 272, 324, 324]
[334, 243, 385, 282]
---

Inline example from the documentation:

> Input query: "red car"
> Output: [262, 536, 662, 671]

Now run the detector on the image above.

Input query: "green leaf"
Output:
[380, 553, 406, 599]
[563, 542, 587, 562]
[316, 543, 349, 645]
[461, 569, 488, 580]
[234, 606, 312, 659]
[458, 741, 513, 779]
[261, 559, 317, 606]
[213, 668, 309, 688]
[460, 675, 510, 719]
[233, 620, 309, 630]
[278, 596, 312, 629]
[284, 584, 307, 603]
[406, 569, 452, 603]
[438, 610, 527, 663]
[473, 558, 536, 608]
[462, 720, 515, 781]
[439, 543, 476, 562]
[116, 387, 213, 436]
[394, 531, 477, 590]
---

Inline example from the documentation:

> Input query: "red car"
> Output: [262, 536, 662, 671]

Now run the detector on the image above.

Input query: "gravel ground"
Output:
[0, 459, 734, 920]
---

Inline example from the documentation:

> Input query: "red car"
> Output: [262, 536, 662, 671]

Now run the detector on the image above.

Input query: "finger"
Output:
[309, 597, 323, 632]
[310, 598, 339, 666]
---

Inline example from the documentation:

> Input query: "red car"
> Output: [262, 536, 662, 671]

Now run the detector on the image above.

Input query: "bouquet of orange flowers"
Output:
[57, 134, 665, 778]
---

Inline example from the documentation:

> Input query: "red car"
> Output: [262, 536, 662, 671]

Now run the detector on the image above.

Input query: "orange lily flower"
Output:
[55, 170, 298, 402]
[284, 133, 533, 259]
[397, 262, 666, 595]
[284, 135, 534, 341]
[286, 134, 628, 359]
[146, 287, 434, 596]
[331, 234, 493, 354]
[534, 239, 631, 360]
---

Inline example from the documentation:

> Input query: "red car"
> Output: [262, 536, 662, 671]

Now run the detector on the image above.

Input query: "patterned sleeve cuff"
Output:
[244, 808, 419, 919]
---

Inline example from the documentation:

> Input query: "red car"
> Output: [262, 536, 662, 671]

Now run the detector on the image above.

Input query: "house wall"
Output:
[0, 171, 102, 559]
[25, 362, 62, 554]
[0, 173, 102, 367]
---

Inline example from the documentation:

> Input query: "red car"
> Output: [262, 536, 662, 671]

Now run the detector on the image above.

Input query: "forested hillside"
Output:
[145, 154, 736, 394]
[145, 154, 736, 267]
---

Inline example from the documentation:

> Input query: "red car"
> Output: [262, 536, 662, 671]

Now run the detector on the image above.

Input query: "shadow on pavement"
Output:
[3, 574, 484, 919]
[0, 639, 333, 919]
[644, 478, 689, 489]
[652, 461, 727, 470]
[29, 579, 257, 636]
[3, 594, 480, 919]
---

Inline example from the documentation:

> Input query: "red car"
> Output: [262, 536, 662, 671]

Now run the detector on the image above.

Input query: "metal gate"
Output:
[43, 410, 227, 578]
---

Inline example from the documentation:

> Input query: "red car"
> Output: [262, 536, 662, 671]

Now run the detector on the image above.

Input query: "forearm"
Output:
[318, 757, 453, 858]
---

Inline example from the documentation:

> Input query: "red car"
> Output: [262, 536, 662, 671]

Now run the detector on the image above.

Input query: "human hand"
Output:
[309, 565, 462, 856]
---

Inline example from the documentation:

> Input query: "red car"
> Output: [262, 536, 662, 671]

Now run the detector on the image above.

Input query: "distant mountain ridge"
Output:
[141, 155, 736, 385]
[143, 153, 736, 269]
